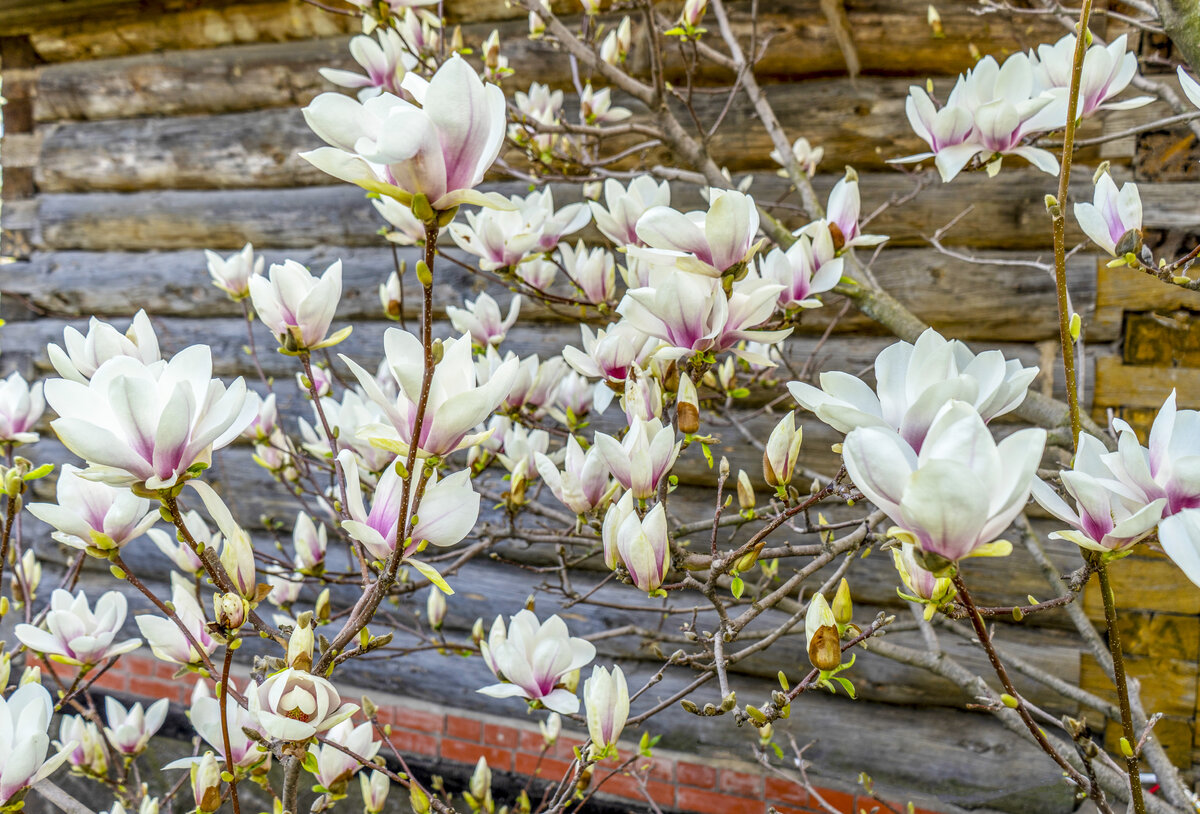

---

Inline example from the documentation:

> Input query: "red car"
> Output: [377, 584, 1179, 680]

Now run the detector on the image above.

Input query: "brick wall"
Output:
[58, 653, 948, 814]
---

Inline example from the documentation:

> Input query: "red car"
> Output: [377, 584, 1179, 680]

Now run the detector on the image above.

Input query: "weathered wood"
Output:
[30, 171, 1116, 253]
[1093, 356, 1200, 411]
[0, 0, 247, 34]
[0, 247, 1097, 342]
[1093, 262, 1200, 338]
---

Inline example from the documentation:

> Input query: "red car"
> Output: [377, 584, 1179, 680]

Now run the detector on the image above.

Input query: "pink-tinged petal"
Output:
[1160, 509, 1200, 588]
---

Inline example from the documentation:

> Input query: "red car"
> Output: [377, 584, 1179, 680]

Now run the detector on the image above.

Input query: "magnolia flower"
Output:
[580, 84, 631, 124]
[892, 542, 956, 618]
[188, 480, 255, 598]
[319, 29, 415, 100]
[268, 572, 302, 609]
[595, 418, 680, 500]
[788, 327, 1038, 451]
[632, 188, 761, 277]
[1104, 390, 1200, 516]
[189, 680, 267, 769]
[190, 752, 222, 813]
[496, 424, 551, 482]
[821, 172, 887, 250]
[602, 492, 670, 593]
[1074, 172, 1141, 257]
[680, 0, 705, 26]
[0, 684, 75, 807]
[249, 259, 348, 351]
[763, 411, 803, 488]
[0, 372, 43, 444]
[590, 177, 671, 247]
[805, 593, 840, 671]
[361, 771, 391, 814]
[519, 188, 591, 252]
[559, 241, 617, 304]
[584, 665, 629, 758]
[309, 720, 380, 793]
[48, 310, 161, 384]
[27, 465, 158, 555]
[15, 589, 141, 667]
[248, 668, 357, 742]
[58, 715, 107, 776]
[427, 585, 447, 630]
[843, 401, 1045, 568]
[447, 292, 521, 347]
[620, 372, 663, 424]
[241, 392, 278, 441]
[759, 232, 842, 310]
[893, 85, 977, 182]
[535, 435, 614, 515]
[600, 17, 632, 65]
[1159, 509, 1200, 588]
[373, 196, 428, 246]
[770, 137, 823, 177]
[135, 583, 218, 666]
[548, 371, 592, 423]
[339, 450, 479, 561]
[298, 389, 393, 474]
[205, 243, 263, 300]
[302, 55, 508, 211]
[1033, 34, 1150, 119]
[293, 512, 327, 572]
[46, 347, 255, 489]
[343, 329, 517, 457]
[517, 257, 558, 290]
[562, 323, 656, 394]
[103, 697, 168, 756]
[478, 611, 596, 713]
[449, 206, 546, 271]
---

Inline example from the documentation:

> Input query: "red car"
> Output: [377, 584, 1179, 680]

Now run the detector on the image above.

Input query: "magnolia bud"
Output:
[676, 374, 700, 434]
[471, 617, 485, 645]
[470, 757, 491, 801]
[410, 784, 432, 814]
[736, 470, 755, 511]
[426, 585, 447, 631]
[540, 712, 561, 746]
[315, 588, 331, 624]
[805, 593, 841, 672]
[191, 752, 223, 813]
[361, 770, 391, 814]
[214, 592, 247, 630]
[287, 612, 315, 671]
[20, 665, 41, 686]
[832, 578, 852, 626]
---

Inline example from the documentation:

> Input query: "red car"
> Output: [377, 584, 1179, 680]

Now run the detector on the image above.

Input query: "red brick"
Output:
[677, 787, 766, 814]
[392, 706, 443, 734]
[153, 661, 176, 680]
[678, 762, 717, 789]
[393, 730, 440, 757]
[128, 677, 171, 698]
[445, 715, 482, 742]
[767, 805, 820, 814]
[518, 729, 547, 753]
[441, 738, 513, 770]
[483, 723, 521, 749]
[720, 768, 764, 798]
[548, 737, 585, 761]
[809, 787, 855, 813]
[90, 668, 128, 693]
[766, 776, 808, 808]
[514, 752, 573, 779]
[597, 772, 675, 806]
[634, 755, 673, 782]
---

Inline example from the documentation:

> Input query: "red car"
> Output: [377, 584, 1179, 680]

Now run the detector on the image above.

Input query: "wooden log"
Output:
[0, 246, 1098, 342]
[29, 170, 1116, 253]
[1093, 356, 1200, 411]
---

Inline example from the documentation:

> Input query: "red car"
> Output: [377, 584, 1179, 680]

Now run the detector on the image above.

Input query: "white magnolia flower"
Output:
[770, 136, 823, 177]
[534, 435, 614, 515]
[759, 231, 842, 310]
[308, 720, 380, 792]
[559, 241, 617, 304]
[447, 292, 521, 347]
[205, 243, 263, 300]
[1032, 33, 1150, 119]
[584, 665, 629, 758]
[477, 610, 596, 714]
[631, 188, 762, 277]
[249, 259, 348, 351]
[48, 310, 161, 385]
[189, 680, 267, 770]
[589, 177, 671, 247]
[788, 327, 1038, 451]
[601, 492, 670, 593]
[247, 668, 358, 743]
[1104, 390, 1200, 516]
[0, 371, 44, 444]
[580, 84, 631, 124]
[1073, 171, 1141, 257]
[594, 418, 680, 501]
[103, 697, 169, 756]
[27, 464, 158, 554]
[15, 589, 142, 667]
[135, 583, 218, 666]
[319, 29, 416, 100]
[0, 684, 76, 806]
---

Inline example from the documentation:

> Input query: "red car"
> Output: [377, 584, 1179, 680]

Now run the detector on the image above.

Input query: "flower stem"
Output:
[219, 644, 243, 814]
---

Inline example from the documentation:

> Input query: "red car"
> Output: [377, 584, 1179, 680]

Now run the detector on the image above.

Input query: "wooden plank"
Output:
[0, 245, 1096, 343]
[1093, 262, 1200, 338]
[0, 0, 248, 34]
[1093, 356, 1200, 410]
[30, 170, 1111, 253]
[1, 131, 41, 169]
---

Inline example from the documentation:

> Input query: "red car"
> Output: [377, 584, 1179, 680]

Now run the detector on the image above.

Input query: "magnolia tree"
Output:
[5, 1, 1200, 814]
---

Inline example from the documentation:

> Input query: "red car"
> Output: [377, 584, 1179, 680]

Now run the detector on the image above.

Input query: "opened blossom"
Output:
[318, 29, 415, 100]
[302, 54, 508, 211]
[788, 328, 1037, 452]
[48, 310, 161, 385]
[580, 84, 631, 124]
[0, 372, 43, 444]
[602, 492, 670, 593]
[478, 610, 596, 714]
[449, 205, 546, 271]
[27, 464, 158, 554]
[559, 241, 617, 304]
[147, 510, 207, 574]
[0, 684, 76, 807]
[15, 589, 142, 667]
[135, 582, 218, 666]
[46, 346, 255, 489]
[631, 188, 761, 277]
[1032, 33, 1149, 120]
[57, 715, 107, 776]
[893, 85, 976, 181]
[103, 697, 168, 756]
[759, 231, 842, 310]
[520, 188, 591, 252]
[1074, 172, 1142, 257]
[562, 322, 656, 398]
[187, 680, 267, 770]
[770, 136, 823, 177]
[447, 292, 521, 347]
[343, 328, 517, 457]
[595, 418, 680, 500]
[842, 400, 1045, 568]
[308, 720, 380, 793]
[589, 177, 671, 247]
[205, 243, 263, 300]
[250, 259, 348, 351]
[535, 435, 614, 515]
[248, 668, 357, 743]
[821, 173, 887, 250]
[1103, 390, 1200, 516]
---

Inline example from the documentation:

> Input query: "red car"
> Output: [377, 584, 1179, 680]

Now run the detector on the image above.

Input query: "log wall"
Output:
[3, 0, 1199, 811]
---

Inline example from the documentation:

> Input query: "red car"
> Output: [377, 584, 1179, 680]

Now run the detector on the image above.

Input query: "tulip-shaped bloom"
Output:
[822, 173, 887, 250]
[361, 771, 391, 814]
[770, 137, 824, 177]
[57, 715, 108, 776]
[559, 241, 617, 304]
[339, 450, 480, 562]
[535, 435, 613, 515]
[519, 189, 591, 253]
[447, 292, 521, 347]
[309, 720, 380, 793]
[1032, 34, 1150, 119]
[1104, 390, 1200, 516]
[892, 543, 956, 619]
[589, 177, 672, 247]
[788, 327, 1038, 452]
[1074, 172, 1141, 257]
[717, 274, 792, 363]
[595, 418, 680, 501]
[250, 259, 348, 352]
[562, 323, 656, 393]
[298, 389, 393, 474]
[0, 372, 43, 444]
[759, 232, 842, 310]
[248, 668, 358, 743]
[148, 509, 210, 575]
[805, 593, 841, 671]
[763, 412, 803, 488]
[1159, 509, 1200, 589]
[103, 697, 168, 756]
[448, 205, 546, 271]
[241, 392, 278, 441]
[0, 684, 76, 807]
[1032, 432, 1166, 553]
[189, 752, 222, 813]
[632, 189, 761, 277]
[842, 401, 1046, 568]
[580, 84, 632, 125]
[319, 29, 416, 100]
[549, 371, 592, 422]
[48, 310, 161, 385]
[293, 512, 327, 572]
[584, 665, 629, 758]
[205, 243, 263, 301]
[891, 85, 977, 182]
[190, 680, 267, 770]
[477, 610, 596, 713]
[46, 347, 255, 489]
[496, 424, 551, 482]
[302, 55, 508, 212]
[343, 329, 517, 457]
[15, 589, 142, 667]
[135, 583, 218, 666]
[602, 493, 670, 593]
[27, 465, 158, 554]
